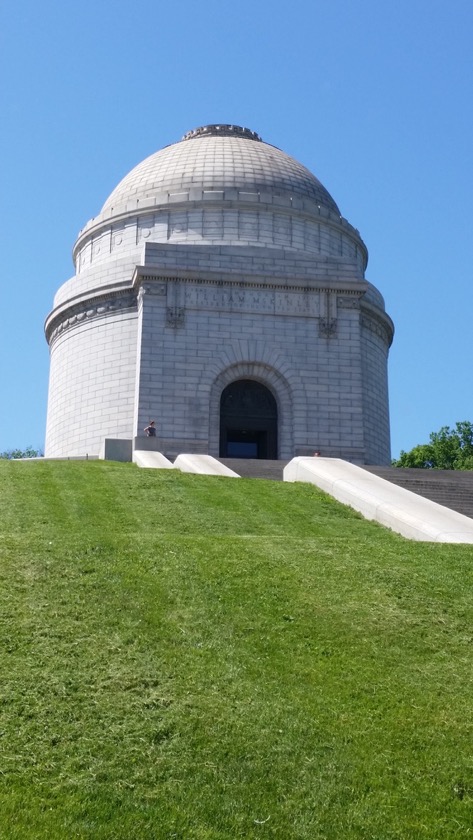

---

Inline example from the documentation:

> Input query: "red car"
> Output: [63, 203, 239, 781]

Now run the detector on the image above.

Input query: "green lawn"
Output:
[0, 460, 472, 839]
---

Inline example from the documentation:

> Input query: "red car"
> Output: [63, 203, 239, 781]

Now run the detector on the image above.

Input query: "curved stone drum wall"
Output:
[46, 308, 138, 458]
[45, 124, 393, 463]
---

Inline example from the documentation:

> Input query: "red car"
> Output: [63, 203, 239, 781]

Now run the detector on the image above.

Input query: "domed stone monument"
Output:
[45, 124, 394, 463]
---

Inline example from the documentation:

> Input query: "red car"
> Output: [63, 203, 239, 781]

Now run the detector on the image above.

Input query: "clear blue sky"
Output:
[1, 0, 472, 457]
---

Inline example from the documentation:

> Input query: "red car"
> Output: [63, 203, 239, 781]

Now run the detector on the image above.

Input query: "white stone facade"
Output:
[45, 124, 394, 463]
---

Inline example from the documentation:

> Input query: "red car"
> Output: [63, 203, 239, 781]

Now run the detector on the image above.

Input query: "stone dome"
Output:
[101, 124, 340, 216]
[66, 123, 368, 311]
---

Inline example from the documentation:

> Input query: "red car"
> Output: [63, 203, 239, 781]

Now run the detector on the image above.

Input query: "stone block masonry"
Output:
[45, 124, 393, 463]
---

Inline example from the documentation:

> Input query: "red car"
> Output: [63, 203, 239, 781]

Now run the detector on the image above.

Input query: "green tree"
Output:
[394, 421, 473, 469]
[0, 447, 43, 460]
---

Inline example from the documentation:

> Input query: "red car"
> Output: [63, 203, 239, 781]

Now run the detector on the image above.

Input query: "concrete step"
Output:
[363, 466, 473, 519]
[218, 458, 289, 481]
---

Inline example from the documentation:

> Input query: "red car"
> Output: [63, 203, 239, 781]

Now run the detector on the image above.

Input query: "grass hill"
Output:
[1, 460, 472, 839]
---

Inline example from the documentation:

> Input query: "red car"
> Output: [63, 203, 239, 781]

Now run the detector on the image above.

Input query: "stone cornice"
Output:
[132, 265, 368, 297]
[360, 302, 394, 347]
[45, 271, 392, 348]
[45, 287, 136, 345]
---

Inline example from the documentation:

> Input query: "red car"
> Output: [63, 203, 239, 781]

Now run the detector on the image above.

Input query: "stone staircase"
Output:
[218, 459, 473, 519]
[219, 458, 288, 481]
[218, 459, 473, 520]
[362, 466, 473, 520]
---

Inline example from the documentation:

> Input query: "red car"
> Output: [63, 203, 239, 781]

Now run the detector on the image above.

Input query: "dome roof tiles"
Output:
[101, 129, 340, 215]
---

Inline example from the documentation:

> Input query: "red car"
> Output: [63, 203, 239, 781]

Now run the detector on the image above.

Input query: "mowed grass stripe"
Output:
[0, 460, 472, 839]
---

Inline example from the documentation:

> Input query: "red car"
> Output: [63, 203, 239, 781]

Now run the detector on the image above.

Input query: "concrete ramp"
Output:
[133, 451, 176, 470]
[284, 457, 473, 544]
[174, 454, 240, 477]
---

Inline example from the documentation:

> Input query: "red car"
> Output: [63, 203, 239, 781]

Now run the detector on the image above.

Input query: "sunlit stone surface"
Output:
[45, 125, 393, 462]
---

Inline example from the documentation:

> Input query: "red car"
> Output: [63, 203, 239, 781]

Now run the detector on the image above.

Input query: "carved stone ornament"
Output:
[337, 294, 360, 310]
[47, 293, 137, 343]
[182, 124, 262, 142]
[166, 306, 185, 328]
[138, 282, 167, 298]
[319, 317, 337, 338]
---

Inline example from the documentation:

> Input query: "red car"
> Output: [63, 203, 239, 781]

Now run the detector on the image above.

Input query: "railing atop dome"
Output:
[182, 125, 262, 142]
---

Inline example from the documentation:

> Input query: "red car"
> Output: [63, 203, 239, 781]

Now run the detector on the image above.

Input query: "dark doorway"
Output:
[219, 380, 277, 459]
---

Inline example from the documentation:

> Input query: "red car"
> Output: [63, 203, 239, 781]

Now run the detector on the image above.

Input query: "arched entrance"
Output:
[219, 380, 278, 459]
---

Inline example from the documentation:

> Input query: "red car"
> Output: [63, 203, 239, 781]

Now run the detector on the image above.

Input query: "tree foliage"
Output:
[0, 447, 43, 460]
[393, 421, 473, 469]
